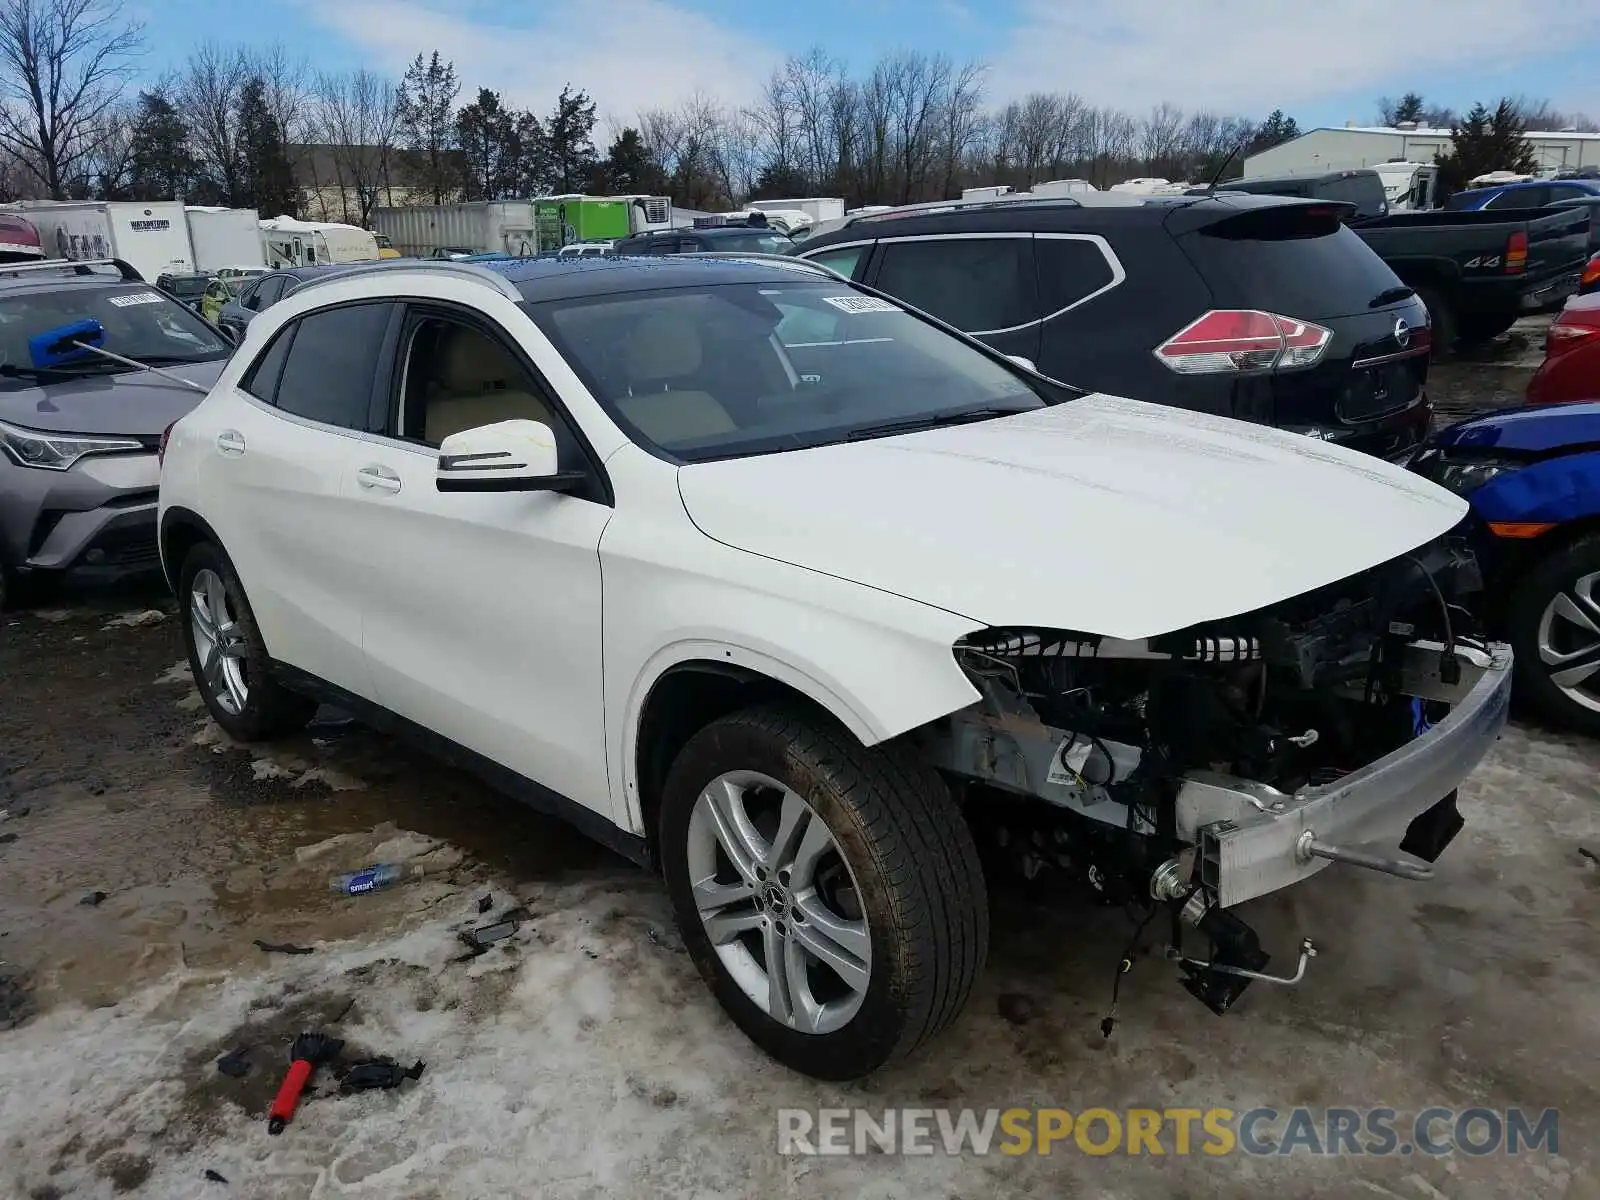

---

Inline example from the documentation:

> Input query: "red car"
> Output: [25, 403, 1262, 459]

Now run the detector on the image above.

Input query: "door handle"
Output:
[216, 430, 246, 455]
[356, 464, 402, 493]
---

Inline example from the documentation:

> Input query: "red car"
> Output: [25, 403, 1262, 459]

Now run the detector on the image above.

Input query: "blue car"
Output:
[1444, 177, 1600, 211]
[1410, 401, 1600, 732]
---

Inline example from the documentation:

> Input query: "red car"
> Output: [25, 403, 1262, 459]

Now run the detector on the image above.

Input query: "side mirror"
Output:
[30, 318, 106, 368]
[215, 322, 237, 345]
[1005, 354, 1037, 373]
[436, 419, 585, 494]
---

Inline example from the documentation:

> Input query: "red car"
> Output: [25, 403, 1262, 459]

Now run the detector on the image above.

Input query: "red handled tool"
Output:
[267, 1031, 344, 1135]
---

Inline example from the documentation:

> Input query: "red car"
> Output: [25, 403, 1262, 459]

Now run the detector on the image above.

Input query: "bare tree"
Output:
[0, 0, 142, 198]
[935, 59, 985, 199]
[181, 42, 248, 203]
[1139, 102, 1185, 177]
[313, 69, 400, 224]
[80, 94, 132, 196]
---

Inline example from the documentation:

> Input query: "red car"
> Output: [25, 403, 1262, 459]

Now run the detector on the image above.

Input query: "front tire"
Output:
[1506, 533, 1600, 737]
[659, 705, 988, 1080]
[178, 542, 315, 741]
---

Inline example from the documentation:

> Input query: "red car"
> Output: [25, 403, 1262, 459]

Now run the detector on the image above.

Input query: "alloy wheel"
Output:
[189, 567, 250, 716]
[1537, 568, 1600, 714]
[686, 770, 872, 1035]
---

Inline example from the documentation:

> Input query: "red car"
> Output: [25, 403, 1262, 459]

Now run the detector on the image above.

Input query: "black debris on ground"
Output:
[997, 992, 1037, 1026]
[336, 1057, 426, 1093]
[477, 894, 492, 914]
[215, 1048, 251, 1079]
[253, 939, 314, 956]
[0, 969, 34, 1030]
[77, 891, 106, 907]
[203, 1168, 228, 1183]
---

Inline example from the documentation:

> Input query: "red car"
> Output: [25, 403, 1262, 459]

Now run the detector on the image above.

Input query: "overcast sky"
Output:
[136, 0, 1600, 132]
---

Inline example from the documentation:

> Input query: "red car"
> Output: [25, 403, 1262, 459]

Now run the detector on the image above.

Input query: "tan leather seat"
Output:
[615, 312, 737, 443]
[423, 327, 555, 445]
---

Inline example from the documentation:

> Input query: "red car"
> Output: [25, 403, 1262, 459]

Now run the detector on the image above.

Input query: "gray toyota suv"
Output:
[0, 259, 232, 607]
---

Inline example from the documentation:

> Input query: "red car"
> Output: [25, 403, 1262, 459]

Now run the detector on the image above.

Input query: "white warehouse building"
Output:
[1243, 123, 1600, 178]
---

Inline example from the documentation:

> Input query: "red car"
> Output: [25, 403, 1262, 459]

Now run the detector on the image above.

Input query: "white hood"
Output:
[676, 393, 1468, 641]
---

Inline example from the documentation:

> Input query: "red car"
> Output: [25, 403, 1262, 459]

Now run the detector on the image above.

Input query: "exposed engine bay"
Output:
[914, 532, 1512, 1024]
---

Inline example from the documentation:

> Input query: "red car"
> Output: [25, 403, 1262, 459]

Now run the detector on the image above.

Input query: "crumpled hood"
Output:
[676, 393, 1469, 641]
[0, 358, 225, 437]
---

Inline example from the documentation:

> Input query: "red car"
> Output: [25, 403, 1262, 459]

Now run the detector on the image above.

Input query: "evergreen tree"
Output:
[127, 88, 195, 201]
[545, 85, 598, 193]
[456, 88, 528, 200]
[396, 51, 461, 203]
[237, 77, 297, 217]
[1435, 99, 1540, 195]
[587, 127, 665, 195]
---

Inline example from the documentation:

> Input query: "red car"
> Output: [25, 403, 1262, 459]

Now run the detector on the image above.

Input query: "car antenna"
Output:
[1202, 140, 1247, 195]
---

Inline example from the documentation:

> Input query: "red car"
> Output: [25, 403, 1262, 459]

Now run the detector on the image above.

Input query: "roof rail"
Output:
[287, 257, 524, 302]
[0, 257, 144, 282]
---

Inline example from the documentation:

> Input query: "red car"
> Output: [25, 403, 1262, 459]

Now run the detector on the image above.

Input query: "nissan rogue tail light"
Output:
[1154, 309, 1333, 375]
[157, 420, 176, 467]
[1505, 230, 1528, 274]
[1544, 306, 1600, 358]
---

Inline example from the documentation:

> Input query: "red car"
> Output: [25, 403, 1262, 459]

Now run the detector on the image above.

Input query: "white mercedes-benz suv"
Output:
[158, 254, 1510, 1080]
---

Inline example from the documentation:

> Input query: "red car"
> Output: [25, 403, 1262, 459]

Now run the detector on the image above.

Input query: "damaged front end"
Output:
[916, 533, 1512, 1016]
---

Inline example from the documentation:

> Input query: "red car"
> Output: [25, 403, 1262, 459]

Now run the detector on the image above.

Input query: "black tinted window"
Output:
[643, 238, 679, 256]
[1484, 186, 1547, 209]
[241, 325, 294, 402]
[244, 277, 283, 311]
[1548, 184, 1593, 203]
[874, 237, 1032, 332]
[1181, 208, 1405, 320]
[1036, 237, 1116, 315]
[274, 303, 391, 429]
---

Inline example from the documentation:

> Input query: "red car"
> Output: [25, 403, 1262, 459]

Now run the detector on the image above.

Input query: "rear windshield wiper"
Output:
[845, 403, 1036, 442]
[1369, 285, 1416, 308]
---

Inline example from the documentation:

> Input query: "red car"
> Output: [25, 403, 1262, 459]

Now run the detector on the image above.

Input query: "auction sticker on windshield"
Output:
[821, 295, 900, 314]
[107, 292, 165, 308]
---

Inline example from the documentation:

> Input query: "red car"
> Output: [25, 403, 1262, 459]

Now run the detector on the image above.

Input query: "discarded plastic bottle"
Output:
[330, 863, 413, 897]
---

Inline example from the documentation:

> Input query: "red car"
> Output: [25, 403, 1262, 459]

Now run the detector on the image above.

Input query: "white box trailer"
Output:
[373, 202, 538, 258]
[186, 206, 265, 272]
[747, 197, 846, 224]
[17, 200, 194, 281]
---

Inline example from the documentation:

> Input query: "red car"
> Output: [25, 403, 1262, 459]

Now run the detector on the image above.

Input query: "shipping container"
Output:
[533, 195, 671, 252]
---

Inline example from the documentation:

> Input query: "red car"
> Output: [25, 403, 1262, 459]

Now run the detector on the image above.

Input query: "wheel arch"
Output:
[158, 506, 225, 594]
[621, 639, 979, 861]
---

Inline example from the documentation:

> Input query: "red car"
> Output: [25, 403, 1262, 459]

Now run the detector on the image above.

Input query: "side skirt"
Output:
[269, 661, 654, 870]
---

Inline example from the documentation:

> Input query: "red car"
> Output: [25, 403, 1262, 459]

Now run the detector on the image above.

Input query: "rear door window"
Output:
[1179, 207, 1406, 320]
[272, 302, 394, 430]
[1314, 174, 1386, 218]
[871, 237, 1034, 333]
[1035, 236, 1118, 316]
[245, 277, 285, 311]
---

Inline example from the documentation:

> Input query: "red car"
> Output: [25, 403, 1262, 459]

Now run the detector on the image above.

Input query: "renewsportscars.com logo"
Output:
[777, 1106, 1559, 1157]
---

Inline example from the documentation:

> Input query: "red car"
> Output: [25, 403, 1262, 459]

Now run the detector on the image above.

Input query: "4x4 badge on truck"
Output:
[1393, 317, 1411, 348]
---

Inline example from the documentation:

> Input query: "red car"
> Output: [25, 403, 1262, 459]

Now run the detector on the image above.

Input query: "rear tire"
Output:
[177, 542, 315, 741]
[659, 704, 988, 1080]
[1506, 533, 1600, 738]
[1415, 284, 1455, 358]
[1455, 310, 1517, 345]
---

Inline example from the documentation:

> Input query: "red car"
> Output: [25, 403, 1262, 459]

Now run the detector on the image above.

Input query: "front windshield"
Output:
[0, 283, 230, 389]
[526, 280, 1051, 461]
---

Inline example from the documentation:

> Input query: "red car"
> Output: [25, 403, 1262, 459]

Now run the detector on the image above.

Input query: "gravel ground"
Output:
[1, 343, 1595, 1199]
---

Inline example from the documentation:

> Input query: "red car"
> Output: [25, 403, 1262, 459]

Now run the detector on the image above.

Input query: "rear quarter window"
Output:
[1179, 207, 1405, 320]
[1035, 236, 1118, 314]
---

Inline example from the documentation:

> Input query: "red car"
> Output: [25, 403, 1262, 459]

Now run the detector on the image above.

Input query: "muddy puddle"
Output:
[0, 592, 630, 1022]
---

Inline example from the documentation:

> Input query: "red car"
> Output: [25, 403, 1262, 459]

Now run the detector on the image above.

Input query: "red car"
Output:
[1527, 284, 1600, 406]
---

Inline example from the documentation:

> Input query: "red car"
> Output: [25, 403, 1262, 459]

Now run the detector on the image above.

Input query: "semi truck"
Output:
[14, 200, 194, 281]
[374, 201, 538, 259]
[185, 206, 265, 272]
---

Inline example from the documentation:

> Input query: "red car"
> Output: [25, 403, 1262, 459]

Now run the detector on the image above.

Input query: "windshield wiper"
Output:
[1369, 285, 1416, 308]
[845, 403, 1036, 442]
[0, 360, 114, 380]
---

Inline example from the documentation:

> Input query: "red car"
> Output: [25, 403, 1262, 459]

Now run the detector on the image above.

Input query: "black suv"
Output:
[792, 193, 1433, 460]
[614, 224, 794, 256]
